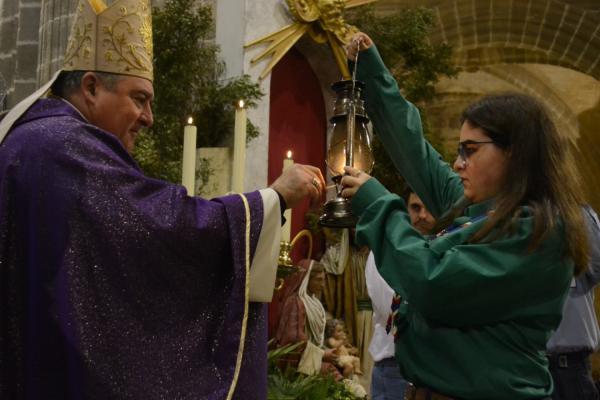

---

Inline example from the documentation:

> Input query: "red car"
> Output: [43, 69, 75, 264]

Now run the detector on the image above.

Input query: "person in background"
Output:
[366, 189, 435, 400]
[547, 205, 600, 400]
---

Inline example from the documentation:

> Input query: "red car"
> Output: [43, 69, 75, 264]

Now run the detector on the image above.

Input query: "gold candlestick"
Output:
[276, 229, 314, 289]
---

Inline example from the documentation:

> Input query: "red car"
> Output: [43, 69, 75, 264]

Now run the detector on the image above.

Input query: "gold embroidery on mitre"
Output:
[63, 0, 153, 82]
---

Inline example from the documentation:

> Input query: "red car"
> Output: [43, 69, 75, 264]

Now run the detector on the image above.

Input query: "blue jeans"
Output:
[371, 357, 409, 400]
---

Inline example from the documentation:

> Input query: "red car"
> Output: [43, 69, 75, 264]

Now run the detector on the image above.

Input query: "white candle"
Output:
[231, 100, 247, 193]
[182, 116, 197, 195]
[281, 150, 293, 242]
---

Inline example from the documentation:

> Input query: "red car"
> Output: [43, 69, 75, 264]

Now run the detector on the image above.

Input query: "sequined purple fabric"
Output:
[0, 98, 267, 399]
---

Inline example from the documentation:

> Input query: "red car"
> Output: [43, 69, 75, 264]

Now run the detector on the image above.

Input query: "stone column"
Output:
[0, 0, 41, 109]
[214, 0, 290, 190]
[0, 0, 19, 109]
[37, 0, 78, 85]
[215, 1, 244, 79]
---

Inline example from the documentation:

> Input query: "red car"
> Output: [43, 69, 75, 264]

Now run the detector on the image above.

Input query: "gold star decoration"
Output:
[245, 0, 376, 80]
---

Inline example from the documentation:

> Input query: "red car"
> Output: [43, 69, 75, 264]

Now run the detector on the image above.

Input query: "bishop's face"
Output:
[89, 75, 154, 153]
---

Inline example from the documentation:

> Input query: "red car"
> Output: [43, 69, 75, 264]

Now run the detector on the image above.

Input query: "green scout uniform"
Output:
[351, 46, 573, 400]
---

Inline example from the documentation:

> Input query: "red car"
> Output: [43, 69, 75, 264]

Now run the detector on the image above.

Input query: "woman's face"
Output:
[453, 121, 509, 203]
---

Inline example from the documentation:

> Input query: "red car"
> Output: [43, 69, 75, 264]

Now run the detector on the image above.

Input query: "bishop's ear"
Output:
[81, 72, 100, 102]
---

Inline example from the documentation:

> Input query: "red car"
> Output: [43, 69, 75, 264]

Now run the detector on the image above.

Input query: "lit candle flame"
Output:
[286, 150, 292, 159]
[187, 117, 193, 125]
[238, 99, 245, 108]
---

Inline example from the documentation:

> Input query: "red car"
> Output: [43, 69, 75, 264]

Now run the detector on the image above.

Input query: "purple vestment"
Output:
[0, 98, 268, 399]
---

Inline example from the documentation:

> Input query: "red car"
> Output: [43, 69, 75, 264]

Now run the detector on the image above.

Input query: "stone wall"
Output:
[0, 0, 167, 110]
[0, 0, 41, 110]
[37, 0, 77, 85]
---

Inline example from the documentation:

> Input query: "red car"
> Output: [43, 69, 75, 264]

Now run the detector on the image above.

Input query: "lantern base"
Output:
[319, 196, 357, 228]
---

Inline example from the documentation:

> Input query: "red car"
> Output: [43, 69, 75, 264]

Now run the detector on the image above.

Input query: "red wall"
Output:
[268, 47, 327, 262]
[268, 48, 327, 336]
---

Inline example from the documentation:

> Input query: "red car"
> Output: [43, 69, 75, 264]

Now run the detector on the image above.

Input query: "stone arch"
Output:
[481, 64, 579, 141]
[377, 0, 600, 79]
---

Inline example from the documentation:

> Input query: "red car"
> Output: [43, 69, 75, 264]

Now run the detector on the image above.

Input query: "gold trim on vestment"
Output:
[226, 193, 252, 400]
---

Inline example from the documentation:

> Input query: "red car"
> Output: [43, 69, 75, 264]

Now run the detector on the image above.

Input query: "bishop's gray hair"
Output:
[50, 70, 124, 99]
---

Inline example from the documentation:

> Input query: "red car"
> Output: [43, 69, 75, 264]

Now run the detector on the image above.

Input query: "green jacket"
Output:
[351, 46, 573, 400]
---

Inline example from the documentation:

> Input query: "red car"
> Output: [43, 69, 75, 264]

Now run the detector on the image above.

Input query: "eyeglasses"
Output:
[457, 140, 495, 163]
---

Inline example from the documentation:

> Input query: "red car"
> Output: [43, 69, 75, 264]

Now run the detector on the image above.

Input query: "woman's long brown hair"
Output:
[463, 93, 589, 274]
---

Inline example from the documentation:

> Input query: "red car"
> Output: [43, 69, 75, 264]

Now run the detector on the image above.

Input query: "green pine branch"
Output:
[133, 0, 264, 183]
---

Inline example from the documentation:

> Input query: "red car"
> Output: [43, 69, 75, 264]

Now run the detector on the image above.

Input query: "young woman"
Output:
[341, 33, 588, 400]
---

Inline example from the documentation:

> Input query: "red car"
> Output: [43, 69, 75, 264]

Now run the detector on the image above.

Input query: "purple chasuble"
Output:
[0, 98, 268, 399]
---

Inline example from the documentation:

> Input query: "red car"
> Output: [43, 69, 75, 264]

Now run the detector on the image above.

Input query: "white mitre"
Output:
[0, 0, 153, 143]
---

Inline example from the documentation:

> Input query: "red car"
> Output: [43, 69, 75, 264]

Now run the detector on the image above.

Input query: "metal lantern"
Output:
[319, 79, 373, 228]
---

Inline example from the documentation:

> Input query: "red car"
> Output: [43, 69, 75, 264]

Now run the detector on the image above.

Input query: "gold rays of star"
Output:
[245, 0, 376, 80]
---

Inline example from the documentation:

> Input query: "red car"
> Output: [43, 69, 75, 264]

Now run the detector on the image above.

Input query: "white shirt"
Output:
[365, 252, 396, 361]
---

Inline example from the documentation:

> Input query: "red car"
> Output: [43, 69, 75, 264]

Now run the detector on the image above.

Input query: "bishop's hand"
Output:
[270, 164, 325, 209]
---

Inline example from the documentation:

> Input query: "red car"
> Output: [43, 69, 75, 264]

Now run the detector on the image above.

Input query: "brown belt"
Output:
[405, 384, 456, 400]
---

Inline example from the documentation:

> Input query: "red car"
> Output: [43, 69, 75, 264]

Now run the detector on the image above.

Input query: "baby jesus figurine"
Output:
[325, 319, 363, 378]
